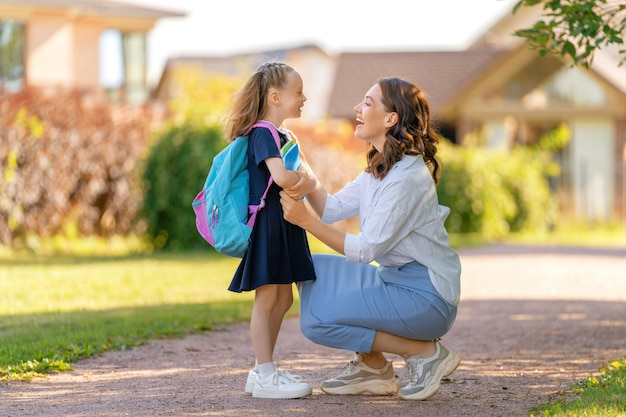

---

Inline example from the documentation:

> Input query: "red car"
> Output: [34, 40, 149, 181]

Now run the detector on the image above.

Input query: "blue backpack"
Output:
[192, 121, 281, 257]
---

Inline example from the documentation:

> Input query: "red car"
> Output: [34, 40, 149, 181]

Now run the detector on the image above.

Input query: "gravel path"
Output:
[2, 244, 626, 417]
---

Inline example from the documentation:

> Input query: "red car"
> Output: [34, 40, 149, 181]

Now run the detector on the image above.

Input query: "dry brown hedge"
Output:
[0, 87, 157, 247]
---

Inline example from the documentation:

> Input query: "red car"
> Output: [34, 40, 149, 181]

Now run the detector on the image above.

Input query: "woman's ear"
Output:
[385, 112, 398, 128]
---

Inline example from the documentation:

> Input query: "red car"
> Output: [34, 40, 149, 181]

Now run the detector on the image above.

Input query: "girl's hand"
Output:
[279, 190, 311, 228]
[284, 171, 316, 200]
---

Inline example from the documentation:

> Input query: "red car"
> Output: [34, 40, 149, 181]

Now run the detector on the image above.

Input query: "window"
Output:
[99, 29, 147, 103]
[122, 32, 147, 103]
[503, 57, 606, 107]
[544, 67, 606, 106]
[0, 20, 25, 92]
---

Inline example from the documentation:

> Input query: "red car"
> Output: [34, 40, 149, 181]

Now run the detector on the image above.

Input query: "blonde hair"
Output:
[225, 61, 295, 140]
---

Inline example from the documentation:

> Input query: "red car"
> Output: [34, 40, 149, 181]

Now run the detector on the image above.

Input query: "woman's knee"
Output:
[300, 319, 325, 344]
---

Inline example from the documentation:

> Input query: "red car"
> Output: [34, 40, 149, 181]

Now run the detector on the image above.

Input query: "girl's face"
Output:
[353, 83, 396, 152]
[278, 71, 307, 120]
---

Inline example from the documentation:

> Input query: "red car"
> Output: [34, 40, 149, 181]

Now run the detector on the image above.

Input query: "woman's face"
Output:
[353, 83, 395, 152]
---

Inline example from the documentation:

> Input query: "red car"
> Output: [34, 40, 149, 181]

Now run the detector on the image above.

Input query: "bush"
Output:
[141, 123, 226, 250]
[0, 88, 154, 248]
[437, 141, 556, 239]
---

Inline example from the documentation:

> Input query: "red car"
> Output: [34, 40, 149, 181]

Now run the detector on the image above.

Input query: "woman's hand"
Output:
[281, 191, 346, 255]
[279, 190, 311, 228]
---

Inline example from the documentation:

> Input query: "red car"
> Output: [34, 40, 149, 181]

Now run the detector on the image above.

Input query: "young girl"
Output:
[225, 62, 316, 399]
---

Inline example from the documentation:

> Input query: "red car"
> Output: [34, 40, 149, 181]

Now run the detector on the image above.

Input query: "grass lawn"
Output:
[0, 252, 260, 380]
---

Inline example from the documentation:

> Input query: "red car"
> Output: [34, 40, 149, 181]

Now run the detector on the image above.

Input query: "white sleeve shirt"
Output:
[321, 155, 461, 306]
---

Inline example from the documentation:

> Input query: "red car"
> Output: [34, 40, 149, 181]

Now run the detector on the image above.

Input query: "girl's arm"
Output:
[265, 157, 300, 189]
[279, 191, 345, 254]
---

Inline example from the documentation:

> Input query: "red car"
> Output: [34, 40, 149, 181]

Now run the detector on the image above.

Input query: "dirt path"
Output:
[2, 245, 626, 417]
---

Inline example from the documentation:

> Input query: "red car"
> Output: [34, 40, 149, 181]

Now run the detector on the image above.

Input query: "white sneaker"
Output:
[245, 369, 257, 394]
[252, 369, 312, 399]
[320, 353, 398, 395]
[398, 341, 461, 400]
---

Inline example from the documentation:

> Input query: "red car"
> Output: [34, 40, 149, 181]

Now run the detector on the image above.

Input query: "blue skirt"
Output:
[298, 254, 456, 352]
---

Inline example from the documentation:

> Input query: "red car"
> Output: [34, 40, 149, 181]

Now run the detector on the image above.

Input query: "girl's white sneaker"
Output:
[252, 369, 312, 399]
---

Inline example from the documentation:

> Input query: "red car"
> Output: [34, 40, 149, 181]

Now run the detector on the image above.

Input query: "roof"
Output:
[0, 0, 186, 19]
[160, 43, 326, 74]
[327, 49, 507, 119]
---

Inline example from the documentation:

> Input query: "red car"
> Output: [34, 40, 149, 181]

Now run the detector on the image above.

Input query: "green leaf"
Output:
[562, 41, 577, 59]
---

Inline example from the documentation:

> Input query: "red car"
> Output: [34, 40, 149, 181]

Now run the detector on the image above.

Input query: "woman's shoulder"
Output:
[392, 155, 429, 178]
[383, 155, 434, 193]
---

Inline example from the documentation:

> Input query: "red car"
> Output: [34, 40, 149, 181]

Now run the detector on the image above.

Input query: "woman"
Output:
[279, 77, 461, 401]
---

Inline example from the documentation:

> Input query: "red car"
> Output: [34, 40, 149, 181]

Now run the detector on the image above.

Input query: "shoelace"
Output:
[338, 359, 360, 376]
[277, 370, 303, 383]
[400, 358, 424, 384]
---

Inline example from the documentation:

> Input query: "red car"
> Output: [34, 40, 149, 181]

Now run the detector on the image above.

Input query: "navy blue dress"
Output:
[228, 126, 316, 292]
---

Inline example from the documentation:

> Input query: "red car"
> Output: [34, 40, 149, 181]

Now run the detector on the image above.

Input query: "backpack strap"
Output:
[245, 120, 281, 150]
[244, 121, 282, 227]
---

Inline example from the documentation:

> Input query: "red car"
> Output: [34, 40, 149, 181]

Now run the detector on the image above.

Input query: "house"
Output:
[0, 0, 185, 103]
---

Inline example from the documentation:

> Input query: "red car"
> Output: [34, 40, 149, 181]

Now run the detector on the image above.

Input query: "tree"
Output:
[513, 0, 626, 67]
[168, 67, 245, 127]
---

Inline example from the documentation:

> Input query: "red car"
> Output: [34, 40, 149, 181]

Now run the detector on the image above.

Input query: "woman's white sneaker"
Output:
[252, 369, 312, 399]
[320, 353, 398, 395]
[398, 341, 460, 400]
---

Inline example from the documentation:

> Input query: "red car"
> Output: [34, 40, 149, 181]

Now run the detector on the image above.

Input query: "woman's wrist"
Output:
[305, 174, 317, 194]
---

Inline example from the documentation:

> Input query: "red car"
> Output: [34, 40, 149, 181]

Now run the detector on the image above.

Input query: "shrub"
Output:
[141, 123, 225, 250]
[0, 87, 154, 248]
[437, 141, 556, 239]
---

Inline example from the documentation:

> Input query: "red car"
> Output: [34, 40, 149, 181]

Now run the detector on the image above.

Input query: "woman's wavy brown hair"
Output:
[365, 77, 441, 183]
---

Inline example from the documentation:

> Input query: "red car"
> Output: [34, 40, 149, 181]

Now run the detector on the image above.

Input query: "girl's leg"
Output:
[250, 284, 289, 365]
[249, 283, 311, 399]
[268, 284, 293, 355]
